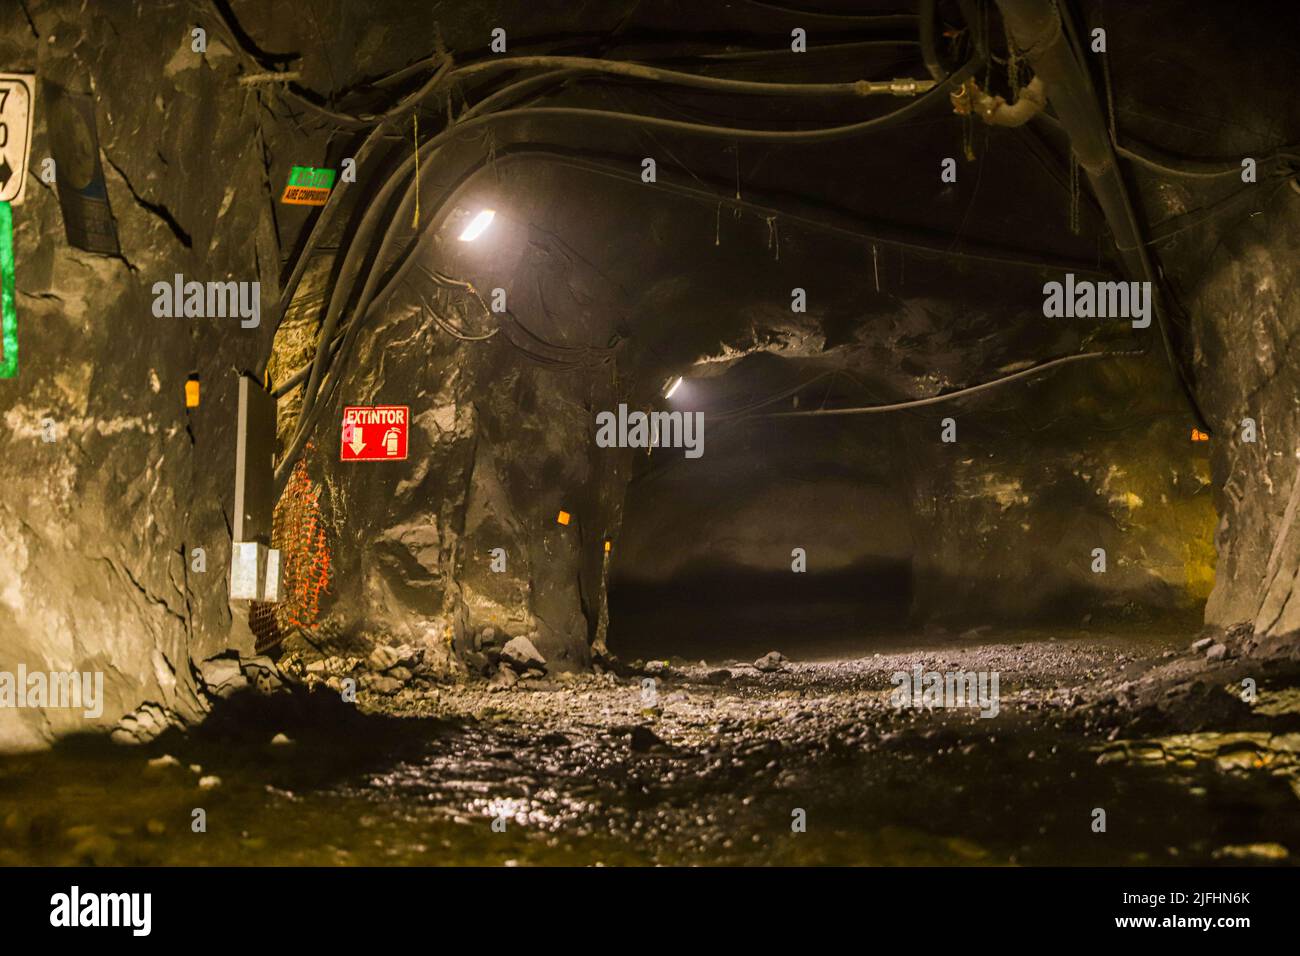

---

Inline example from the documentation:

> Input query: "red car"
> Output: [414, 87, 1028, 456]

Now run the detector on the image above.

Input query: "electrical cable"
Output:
[278, 139, 441, 485]
[424, 81, 976, 146]
[288, 47, 939, 135]
[273, 335, 342, 397]
[739, 2, 917, 25]
[1092, 31, 1300, 182]
[919, 0, 986, 82]
[367, 37, 922, 94]
[291, 158, 431, 463]
[277, 41, 992, 485]
[413, 265, 501, 340]
[642, 38, 922, 62]
[919, 0, 948, 82]
[256, 56, 454, 378]
[1116, 140, 1300, 181]
[1120, 179, 1293, 251]
[222, 7, 989, 485]
[199, 0, 297, 72]
[702, 369, 845, 421]
[458, 68, 588, 118]
[285, 51, 986, 431]
[482, 143, 1117, 276]
[958, 0, 988, 63]
[446, 55, 938, 98]
[418, 291, 500, 341]
[268, 35, 976, 388]
[761, 348, 1143, 417]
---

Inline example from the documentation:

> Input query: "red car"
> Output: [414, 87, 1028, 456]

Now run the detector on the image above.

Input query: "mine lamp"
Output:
[663, 376, 683, 400]
[458, 209, 496, 242]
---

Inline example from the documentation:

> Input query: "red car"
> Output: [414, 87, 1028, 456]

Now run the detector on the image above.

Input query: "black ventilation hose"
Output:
[919, 0, 949, 81]
[921, 0, 987, 82]
[995, 0, 1212, 434]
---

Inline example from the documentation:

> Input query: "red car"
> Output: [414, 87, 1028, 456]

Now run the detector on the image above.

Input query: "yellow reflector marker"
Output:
[556, 510, 571, 526]
[604, 540, 612, 553]
[185, 375, 200, 408]
[1190, 429, 1209, 442]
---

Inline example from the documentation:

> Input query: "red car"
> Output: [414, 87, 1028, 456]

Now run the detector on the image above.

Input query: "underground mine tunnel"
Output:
[0, 0, 1299, 879]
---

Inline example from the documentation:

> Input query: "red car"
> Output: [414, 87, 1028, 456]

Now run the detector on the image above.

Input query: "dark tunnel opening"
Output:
[608, 353, 922, 660]
[609, 559, 916, 661]
[606, 344, 1216, 662]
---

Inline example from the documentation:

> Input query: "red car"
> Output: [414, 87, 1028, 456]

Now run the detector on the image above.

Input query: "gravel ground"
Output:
[5, 626, 1300, 865]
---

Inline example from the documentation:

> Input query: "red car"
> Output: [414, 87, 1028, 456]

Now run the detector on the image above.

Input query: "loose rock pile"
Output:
[110, 652, 289, 745]
[455, 627, 552, 690]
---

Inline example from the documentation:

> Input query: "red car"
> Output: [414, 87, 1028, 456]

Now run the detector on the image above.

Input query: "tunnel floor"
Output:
[3, 626, 1299, 866]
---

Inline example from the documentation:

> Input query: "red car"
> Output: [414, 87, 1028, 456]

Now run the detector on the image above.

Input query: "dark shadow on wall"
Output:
[911, 572, 1208, 633]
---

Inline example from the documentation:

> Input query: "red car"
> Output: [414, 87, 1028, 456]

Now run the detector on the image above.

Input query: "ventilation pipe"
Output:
[993, 0, 1210, 431]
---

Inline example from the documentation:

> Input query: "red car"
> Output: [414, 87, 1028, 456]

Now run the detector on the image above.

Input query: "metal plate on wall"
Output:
[44, 81, 120, 255]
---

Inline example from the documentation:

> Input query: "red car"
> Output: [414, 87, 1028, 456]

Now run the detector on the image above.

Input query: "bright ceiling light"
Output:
[458, 209, 496, 242]
[664, 376, 683, 399]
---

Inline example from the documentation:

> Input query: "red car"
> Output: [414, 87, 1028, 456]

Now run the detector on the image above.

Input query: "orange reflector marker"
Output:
[556, 510, 571, 526]
[1191, 428, 1210, 442]
[185, 375, 200, 408]
[604, 539, 612, 554]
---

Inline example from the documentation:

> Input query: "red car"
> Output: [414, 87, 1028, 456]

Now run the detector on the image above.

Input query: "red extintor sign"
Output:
[341, 405, 408, 461]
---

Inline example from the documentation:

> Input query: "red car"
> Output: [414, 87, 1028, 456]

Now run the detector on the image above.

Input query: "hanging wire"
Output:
[1069, 153, 1080, 235]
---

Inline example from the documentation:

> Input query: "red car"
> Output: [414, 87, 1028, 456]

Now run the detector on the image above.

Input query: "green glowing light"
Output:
[0, 201, 16, 379]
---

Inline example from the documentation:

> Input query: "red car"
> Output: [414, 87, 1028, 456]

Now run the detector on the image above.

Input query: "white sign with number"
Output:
[0, 73, 36, 205]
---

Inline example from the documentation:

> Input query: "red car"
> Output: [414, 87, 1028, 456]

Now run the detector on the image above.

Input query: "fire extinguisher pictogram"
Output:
[384, 427, 400, 456]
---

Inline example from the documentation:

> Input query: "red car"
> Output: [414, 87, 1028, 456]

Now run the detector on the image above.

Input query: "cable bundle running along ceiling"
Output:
[203, 0, 1289, 492]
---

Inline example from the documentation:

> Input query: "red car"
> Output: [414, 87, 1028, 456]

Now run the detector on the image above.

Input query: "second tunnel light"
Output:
[458, 209, 496, 242]
[663, 376, 683, 399]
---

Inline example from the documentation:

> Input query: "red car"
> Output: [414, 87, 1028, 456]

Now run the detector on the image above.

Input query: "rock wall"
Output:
[1191, 197, 1300, 643]
[284, 286, 629, 674]
[0, 0, 636, 749]
[905, 356, 1216, 626]
[1094, 0, 1300, 647]
[0, 4, 281, 749]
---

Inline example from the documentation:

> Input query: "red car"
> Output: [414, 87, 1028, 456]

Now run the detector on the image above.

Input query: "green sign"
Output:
[282, 166, 336, 206]
[287, 165, 335, 189]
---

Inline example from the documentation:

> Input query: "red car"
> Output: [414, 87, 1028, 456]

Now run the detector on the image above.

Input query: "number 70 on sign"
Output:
[0, 74, 36, 205]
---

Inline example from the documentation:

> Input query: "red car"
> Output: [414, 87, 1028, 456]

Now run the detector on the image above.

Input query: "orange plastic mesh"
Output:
[272, 456, 332, 635]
